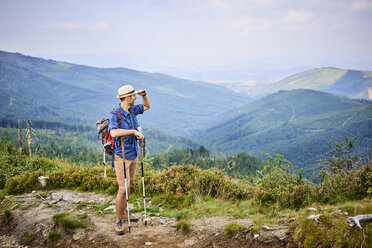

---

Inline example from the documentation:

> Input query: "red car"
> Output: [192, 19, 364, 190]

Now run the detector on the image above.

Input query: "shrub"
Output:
[0, 136, 59, 189]
[254, 153, 312, 209]
[317, 136, 372, 203]
[4, 171, 43, 194]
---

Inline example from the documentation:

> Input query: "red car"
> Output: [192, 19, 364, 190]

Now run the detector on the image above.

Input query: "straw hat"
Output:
[116, 85, 139, 99]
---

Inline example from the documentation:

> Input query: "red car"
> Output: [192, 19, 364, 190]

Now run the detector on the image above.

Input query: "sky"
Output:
[0, 0, 372, 83]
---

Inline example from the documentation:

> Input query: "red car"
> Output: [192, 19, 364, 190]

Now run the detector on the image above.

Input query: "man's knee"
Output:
[118, 186, 127, 195]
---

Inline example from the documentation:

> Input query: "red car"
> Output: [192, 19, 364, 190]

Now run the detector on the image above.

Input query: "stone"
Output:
[145, 242, 152, 246]
[104, 206, 116, 212]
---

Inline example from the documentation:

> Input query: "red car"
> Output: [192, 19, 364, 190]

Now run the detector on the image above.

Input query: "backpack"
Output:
[96, 109, 122, 155]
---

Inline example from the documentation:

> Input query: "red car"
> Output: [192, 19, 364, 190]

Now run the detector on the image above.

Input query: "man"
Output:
[108, 84, 150, 235]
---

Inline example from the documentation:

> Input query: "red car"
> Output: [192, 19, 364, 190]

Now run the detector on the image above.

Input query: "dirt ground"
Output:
[0, 190, 295, 248]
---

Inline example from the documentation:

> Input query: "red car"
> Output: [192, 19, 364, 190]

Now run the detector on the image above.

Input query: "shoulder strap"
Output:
[113, 109, 122, 125]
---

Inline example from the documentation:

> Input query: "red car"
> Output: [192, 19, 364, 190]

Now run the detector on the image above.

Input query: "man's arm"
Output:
[110, 129, 144, 140]
[137, 90, 150, 111]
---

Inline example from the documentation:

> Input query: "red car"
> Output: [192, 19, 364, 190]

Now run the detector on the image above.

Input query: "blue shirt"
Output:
[108, 104, 144, 160]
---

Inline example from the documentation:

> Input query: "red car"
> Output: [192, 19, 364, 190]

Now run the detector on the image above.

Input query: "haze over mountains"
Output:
[251, 67, 372, 99]
[0, 50, 250, 136]
[0, 50, 371, 178]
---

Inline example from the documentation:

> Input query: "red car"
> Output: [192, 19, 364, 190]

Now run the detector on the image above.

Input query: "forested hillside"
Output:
[0, 50, 250, 136]
[199, 89, 372, 180]
[0, 119, 200, 163]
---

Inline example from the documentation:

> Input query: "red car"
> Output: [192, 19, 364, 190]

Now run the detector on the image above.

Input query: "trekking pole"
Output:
[140, 138, 147, 226]
[120, 136, 131, 232]
[102, 146, 107, 178]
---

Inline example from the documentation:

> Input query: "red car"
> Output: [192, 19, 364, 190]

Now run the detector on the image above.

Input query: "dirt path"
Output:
[0, 190, 294, 248]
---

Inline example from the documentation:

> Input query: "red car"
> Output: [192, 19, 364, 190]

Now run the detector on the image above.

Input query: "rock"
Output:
[38, 176, 49, 187]
[308, 207, 317, 211]
[347, 214, 372, 229]
[155, 213, 160, 217]
[308, 214, 321, 222]
[262, 225, 277, 231]
[254, 234, 260, 239]
[288, 217, 296, 222]
[184, 239, 196, 246]
[72, 230, 85, 241]
[103, 206, 116, 212]
[51, 197, 63, 204]
[145, 241, 152, 246]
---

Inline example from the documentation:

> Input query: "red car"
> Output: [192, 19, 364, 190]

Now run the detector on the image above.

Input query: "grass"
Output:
[224, 222, 246, 238]
[160, 195, 292, 230]
[47, 231, 60, 243]
[24, 231, 35, 245]
[76, 201, 96, 210]
[94, 201, 114, 215]
[36, 191, 48, 199]
[0, 210, 11, 223]
[53, 212, 88, 229]
[292, 198, 372, 248]
[176, 220, 191, 234]
[44, 202, 56, 208]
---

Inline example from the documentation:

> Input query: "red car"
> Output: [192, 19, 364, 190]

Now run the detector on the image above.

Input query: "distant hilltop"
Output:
[251, 67, 372, 99]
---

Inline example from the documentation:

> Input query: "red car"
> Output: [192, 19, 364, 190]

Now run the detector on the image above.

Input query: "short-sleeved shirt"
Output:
[108, 104, 144, 160]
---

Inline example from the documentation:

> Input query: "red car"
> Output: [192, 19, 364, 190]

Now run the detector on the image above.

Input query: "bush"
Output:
[4, 171, 43, 194]
[254, 153, 312, 209]
[317, 136, 372, 203]
[146, 165, 253, 207]
[0, 136, 59, 189]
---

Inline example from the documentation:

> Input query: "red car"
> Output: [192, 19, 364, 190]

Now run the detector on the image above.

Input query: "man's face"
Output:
[128, 94, 136, 106]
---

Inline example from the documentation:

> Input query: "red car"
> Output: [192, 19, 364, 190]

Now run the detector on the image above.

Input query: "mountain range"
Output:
[1, 50, 371, 179]
[0, 50, 250, 136]
[200, 89, 372, 179]
[251, 67, 372, 99]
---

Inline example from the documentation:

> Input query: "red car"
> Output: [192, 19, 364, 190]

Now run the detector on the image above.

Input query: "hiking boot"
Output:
[115, 220, 125, 235]
[123, 212, 139, 222]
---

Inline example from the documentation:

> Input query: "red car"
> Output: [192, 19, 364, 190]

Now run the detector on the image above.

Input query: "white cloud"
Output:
[351, 0, 372, 11]
[226, 8, 318, 35]
[282, 9, 314, 25]
[175, 0, 275, 13]
[42, 19, 109, 30]
[92, 20, 109, 30]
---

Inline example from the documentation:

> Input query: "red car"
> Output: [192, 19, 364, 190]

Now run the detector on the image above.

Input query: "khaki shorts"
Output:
[114, 154, 138, 188]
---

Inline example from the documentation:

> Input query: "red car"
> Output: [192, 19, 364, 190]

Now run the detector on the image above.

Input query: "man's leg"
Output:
[114, 155, 133, 221]
[122, 158, 139, 221]
[114, 154, 127, 234]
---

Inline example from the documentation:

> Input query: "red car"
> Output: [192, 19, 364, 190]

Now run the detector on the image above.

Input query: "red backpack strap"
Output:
[114, 109, 122, 125]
